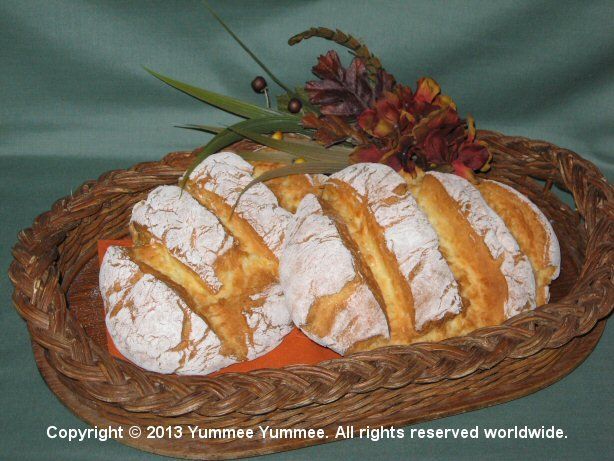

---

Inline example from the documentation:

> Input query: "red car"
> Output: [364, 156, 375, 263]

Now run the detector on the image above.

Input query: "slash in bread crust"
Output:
[414, 172, 536, 322]
[280, 194, 389, 354]
[102, 152, 294, 372]
[477, 179, 560, 305]
[324, 164, 462, 340]
[251, 161, 327, 213]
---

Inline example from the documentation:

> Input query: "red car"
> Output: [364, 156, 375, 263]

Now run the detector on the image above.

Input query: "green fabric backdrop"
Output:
[1, 1, 612, 460]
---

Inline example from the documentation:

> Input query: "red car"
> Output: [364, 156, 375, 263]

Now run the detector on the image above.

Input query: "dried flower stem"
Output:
[289, 27, 383, 78]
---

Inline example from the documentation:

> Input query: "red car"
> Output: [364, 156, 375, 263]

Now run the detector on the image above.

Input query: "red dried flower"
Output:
[302, 51, 491, 179]
[350, 79, 490, 179]
[414, 110, 491, 179]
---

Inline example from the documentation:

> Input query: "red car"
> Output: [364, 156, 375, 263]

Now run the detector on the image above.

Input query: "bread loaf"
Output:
[100, 152, 296, 374]
[477, 180, 560, 305]
[100, 246, 234, 374]
[281, 163, 559, 353]
[280, 193, 389, 354]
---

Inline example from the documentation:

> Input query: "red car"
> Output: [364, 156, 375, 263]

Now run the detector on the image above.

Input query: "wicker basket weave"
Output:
[8, 131, 613, 459]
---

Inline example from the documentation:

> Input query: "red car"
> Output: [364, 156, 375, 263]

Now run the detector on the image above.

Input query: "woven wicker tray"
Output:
[9, 131, 613, 459]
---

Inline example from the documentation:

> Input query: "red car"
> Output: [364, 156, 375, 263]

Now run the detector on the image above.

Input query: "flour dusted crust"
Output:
[244, 283, 293, 359]
[100, 152, 296, 374]
[477, 179, 561, 305]
[280, 194, 389, 354]
[131, 185, 233, 292]
[425, 172, 536, 318]
[281, 195, 353, 323]
[186, 152, 292, 258]
[281, 163, 553, 354]
[330, 164, 463, 331]
[100, 246, 234, 375]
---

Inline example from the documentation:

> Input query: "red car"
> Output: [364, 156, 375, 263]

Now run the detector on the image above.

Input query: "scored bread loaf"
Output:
[100, 152, 299, 374]
[477, 179, 560, 305]
[280, 193, 389, 354]
[410, 171, 536, 323]
[101, 246, 234, 374]
[281, 163, 559, 354]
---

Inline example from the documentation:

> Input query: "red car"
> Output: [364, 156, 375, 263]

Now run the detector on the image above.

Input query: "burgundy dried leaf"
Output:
[349, 143, 410, 172]
[305, 50, 374, 117]
[346, 58, 373, 105]
[457, 142, 490, 170]
[311, 50, 344, 81]
[385, 153, 404, 171]
[422, 130, 447, 165]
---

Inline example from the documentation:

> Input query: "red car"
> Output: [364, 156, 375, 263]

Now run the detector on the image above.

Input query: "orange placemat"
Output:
[98, 240, 340, 376]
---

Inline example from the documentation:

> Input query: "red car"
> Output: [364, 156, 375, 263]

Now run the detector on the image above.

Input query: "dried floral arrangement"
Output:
[147, 4, 492, 190]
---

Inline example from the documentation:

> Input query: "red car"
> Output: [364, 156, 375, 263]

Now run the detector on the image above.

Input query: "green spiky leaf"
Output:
[203, 2, 292, 94]
[228, 126, 351, 163]
[146, 68, 280, 119]
[176, 124, 224, 134]
[231, 150, 297, 163]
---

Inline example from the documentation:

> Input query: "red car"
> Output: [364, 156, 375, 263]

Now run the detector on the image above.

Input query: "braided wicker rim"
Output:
[9, 131, 613, 423]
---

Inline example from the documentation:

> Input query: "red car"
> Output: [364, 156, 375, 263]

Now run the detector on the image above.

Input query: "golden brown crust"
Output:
[321, 180, 417, 343]
[477, 180, 559, 305]
[129, 227, 255, 360]
[305, 278, 363, 339]
[251, 161, 322, 213]
[409, 174, 507, 332]
[345, 335, 389, 354]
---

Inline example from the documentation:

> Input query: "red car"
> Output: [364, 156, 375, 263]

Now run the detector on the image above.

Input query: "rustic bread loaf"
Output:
[281, 163, 559, 353]
[100, 152, 295, 374]
[411, 171, 536, 323]
[280, 193, 389, 354]
[477, 179, 561, 305]
[100, 246, 234, 375]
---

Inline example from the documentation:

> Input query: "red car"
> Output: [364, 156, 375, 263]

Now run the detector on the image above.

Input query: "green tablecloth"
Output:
[1, 1, 612, 459]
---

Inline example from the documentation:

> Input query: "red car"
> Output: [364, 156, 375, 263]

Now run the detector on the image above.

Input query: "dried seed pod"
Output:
[288, 98, 302, 113]
[251, 76, 267, 93]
